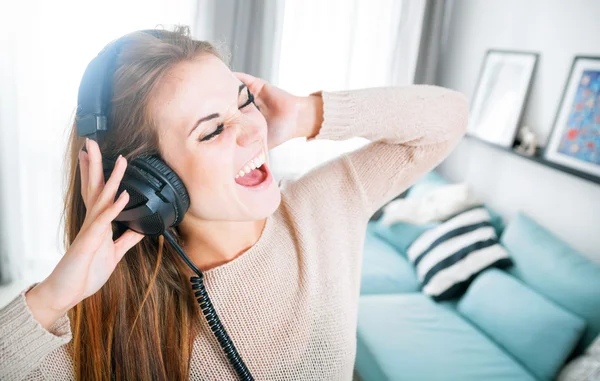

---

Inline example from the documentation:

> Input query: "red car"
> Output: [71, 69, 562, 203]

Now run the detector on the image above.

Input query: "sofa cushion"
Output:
[372, 220, 439, 256]
[356, 294, 536, 381]
[361, 224, 420, 294]
[457, 268, 586, 381]
[501, 213, 600, 353]
[380, 183, 481, 226]
[407, 207, 512, 301]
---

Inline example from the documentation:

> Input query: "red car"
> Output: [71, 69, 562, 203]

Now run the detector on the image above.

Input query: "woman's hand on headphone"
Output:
[234, 72, 323, 150]
[25, 138, 144, 330]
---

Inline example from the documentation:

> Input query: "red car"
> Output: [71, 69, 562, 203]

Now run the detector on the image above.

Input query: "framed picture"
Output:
[468, 50, 538, 148]
[544, 56, 600, 180]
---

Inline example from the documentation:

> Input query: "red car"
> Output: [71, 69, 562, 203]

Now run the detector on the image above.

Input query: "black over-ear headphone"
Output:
[75, 29, 253, 381]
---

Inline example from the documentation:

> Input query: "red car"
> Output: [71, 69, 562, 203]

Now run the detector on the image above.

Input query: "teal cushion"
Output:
[361, 224, 420, 294]
[487, 208, 506, 236]
[372, 220, 439, 255]
[406, 170, 450, 199]
[356, 294, 537, 381]
[501, 213, 600, 354]
[457, 268, 586, 381]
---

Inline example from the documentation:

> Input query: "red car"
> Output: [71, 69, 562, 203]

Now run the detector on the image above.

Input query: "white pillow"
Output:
[380, 183, 480, 226]
[557, 335, 600, 381]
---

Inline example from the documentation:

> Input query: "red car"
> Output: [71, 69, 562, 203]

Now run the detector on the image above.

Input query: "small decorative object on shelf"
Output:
[544, 56, 600, 182]
[467, 132, 600, 186]
[467, 49, 539, 148]
[514, 125, 538, 156]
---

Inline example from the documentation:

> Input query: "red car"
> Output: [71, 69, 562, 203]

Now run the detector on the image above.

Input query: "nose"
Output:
[235, 119, 262, 147]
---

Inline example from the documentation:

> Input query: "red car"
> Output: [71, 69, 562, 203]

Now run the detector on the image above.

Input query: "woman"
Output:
[0, 26, 468, 380]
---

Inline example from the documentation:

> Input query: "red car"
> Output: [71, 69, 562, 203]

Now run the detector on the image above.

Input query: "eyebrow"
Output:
[188, 83, 248, 137]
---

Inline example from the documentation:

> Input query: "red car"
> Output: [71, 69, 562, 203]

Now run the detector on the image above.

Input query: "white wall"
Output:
[437, 0, 600, 261]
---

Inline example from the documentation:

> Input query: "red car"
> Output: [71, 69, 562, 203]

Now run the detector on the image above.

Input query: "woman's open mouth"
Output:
[234, 150, 272, 189]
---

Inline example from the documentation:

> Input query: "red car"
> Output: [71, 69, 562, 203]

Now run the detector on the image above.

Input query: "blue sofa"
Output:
[356, 171, 600, 381]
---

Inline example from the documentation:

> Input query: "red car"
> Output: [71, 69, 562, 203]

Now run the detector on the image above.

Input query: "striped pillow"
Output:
[407, 206, 512, 301]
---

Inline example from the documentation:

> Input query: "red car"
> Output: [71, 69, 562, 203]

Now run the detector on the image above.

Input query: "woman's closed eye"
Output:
[198, 89, 258, 142]
[199, 123, 224, 142]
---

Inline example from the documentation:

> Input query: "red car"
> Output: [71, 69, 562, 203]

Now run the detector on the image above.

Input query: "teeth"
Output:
[236, 151, 266, 179]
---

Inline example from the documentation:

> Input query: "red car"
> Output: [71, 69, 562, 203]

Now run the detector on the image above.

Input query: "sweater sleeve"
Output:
[0, 283, 72, 380]
[301, 85, 469, 219]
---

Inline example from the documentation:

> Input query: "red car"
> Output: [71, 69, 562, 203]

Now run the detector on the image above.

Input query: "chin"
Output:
[238, 181, 281, 220]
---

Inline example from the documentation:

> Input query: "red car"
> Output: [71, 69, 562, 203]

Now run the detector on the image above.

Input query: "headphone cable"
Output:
[162, 230, 254, 381]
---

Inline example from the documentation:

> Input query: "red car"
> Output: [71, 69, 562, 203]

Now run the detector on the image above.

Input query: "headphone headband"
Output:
[76, 38, 122, 140]
[75, 29, 162, 140]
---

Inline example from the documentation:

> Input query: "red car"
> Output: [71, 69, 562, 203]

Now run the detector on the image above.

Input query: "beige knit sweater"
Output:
[0, 85, 468, 380]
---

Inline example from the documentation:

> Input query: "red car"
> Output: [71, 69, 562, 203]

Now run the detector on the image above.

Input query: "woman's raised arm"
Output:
[304, 85, 469, 218]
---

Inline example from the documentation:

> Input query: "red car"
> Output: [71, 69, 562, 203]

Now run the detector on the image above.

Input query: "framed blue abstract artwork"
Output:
[545, 56, 600, 180]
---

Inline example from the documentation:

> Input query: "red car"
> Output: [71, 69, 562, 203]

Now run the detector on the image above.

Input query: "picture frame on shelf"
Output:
[467, 49, 538, 148]
[544, 56, 600, 181]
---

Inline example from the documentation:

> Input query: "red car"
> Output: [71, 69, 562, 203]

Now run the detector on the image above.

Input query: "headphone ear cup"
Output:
[107, 154, 190, 235]
[141, 156, 190, 223]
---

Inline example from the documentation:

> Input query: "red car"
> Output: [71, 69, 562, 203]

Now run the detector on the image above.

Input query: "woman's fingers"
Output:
[79, 149, 89, 207]
[233, 71, 256, 84]
[87, 190, 130, 239]
[113, 229, 144, 261]
[101, 190, 130, 225]
[234, 72, 266, 95]
[86, 138, 105, 207]
[93, 155, 127, 216]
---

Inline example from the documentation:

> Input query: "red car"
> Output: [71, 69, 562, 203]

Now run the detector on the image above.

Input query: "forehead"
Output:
[150, 54, 236, 132]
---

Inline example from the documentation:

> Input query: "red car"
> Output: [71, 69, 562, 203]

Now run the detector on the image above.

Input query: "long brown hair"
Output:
[62, 26, 224, 381]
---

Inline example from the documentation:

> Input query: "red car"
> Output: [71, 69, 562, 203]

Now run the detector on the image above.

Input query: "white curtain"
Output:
[0, 0, 429, 285]
[270, 0, 427, 181]
[0, 0, 197, 285]
[193, 0, 285, 84]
